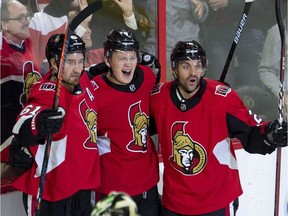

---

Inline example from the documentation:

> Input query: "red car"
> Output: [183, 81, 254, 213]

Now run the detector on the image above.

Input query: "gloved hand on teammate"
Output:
[139, 51, 161, 84]
[36, 108, 65, 139]
[263, 120, 287, 148]
[139, 51, 160, 68]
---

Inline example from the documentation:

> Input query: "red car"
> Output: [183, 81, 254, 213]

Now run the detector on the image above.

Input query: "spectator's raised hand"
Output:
[190, 0, 206, 19]
[138, 16, 152, 30]
[113, 0, 133, 17]
[77, 0, 92, 23]
[78, 0, 88, 10]
[208, 0, 229, 11]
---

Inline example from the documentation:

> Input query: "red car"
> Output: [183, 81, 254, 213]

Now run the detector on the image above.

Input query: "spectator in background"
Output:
[134, 0, 208, 81]
[200, 0, 278, 121]
[200, 0, 276, 87]
[258, 15, 288, 119]
[166, 0, 209, 81]
[68, 0, 138, 67]
[234, 0, 276, 88]
[68, 0, 105, 67]
[1, 0, 72, 164]
[133, 0, 157, 56]
[259, 22, 288, 98]
[236, 0, 286, 121]
[89, 0, 138, 49]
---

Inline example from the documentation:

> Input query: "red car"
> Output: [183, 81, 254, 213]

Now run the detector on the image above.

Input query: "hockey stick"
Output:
[274, 0, 286, 215]
[34, 1, 103, 215]
[219, 0, 254, 82]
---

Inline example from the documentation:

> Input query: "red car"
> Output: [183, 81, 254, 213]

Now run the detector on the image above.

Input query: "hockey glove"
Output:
[36, 108, 65, 139]
[139, 51, 161, 84]
[10, 136, 33, 169]
[263, 120, 287, 147]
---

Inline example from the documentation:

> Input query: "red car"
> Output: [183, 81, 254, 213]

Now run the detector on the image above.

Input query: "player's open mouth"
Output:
[122, 70, 131, 76]
[189, 78, 196, 84]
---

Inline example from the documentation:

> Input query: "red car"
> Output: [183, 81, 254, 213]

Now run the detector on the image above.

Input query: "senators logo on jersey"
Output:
[169, 122, 207, 175]
[127, 101, 149, 152]
[79, 100, 97, 149]
[20, 61, 42, 106]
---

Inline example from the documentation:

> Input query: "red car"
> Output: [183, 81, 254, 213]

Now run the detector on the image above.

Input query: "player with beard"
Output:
[11, 34, 100, 216]
[89, 29, 161, 216]
[150, 40, 287, 216]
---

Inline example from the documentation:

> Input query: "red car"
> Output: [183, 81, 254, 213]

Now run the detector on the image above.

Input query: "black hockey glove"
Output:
[87, 62, 109, 79]
[263, 120, 287, 147]
[10, 136, 33, 169]
[139, 51, 161, 84]
[36, 108, 65, 139]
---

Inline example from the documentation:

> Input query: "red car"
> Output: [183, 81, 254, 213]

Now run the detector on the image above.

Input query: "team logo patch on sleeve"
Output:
[215, 85, 231, 97]
[39, 82, 56, 91]
[20, 61, 42, 106]
[151, 83, 163, 95]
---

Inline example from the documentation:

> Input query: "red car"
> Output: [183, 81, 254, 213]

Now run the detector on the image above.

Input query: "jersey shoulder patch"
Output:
[214, 84, 231, 97]
[151, 83, 163, 95]
[39, 82, 56, 91]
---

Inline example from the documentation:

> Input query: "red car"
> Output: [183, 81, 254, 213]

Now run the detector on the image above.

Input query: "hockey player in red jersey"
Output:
[150, 40, 287, 216]
[88, 29, 161, 216]
[11, 34, 100, 216]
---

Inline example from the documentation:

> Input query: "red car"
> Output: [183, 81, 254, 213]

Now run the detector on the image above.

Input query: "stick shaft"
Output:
[34, 2, 103, 215]
[274, 0, 285, 215]
[34, 134, 52, 216]
[275, 0, 285, 126]
[34, 25, 71, 216]
[220, 0, 254, 82]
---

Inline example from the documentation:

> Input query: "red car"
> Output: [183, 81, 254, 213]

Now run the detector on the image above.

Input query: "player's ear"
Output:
[104, 58, 111, 68]
[50, 58, 58, 74]
[1, 21, 8, 32]
[171, 67, 178, 80]
[201, 70, 206, 78]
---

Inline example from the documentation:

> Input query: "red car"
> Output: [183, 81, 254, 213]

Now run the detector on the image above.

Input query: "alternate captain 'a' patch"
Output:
[215, 85, 231, 97]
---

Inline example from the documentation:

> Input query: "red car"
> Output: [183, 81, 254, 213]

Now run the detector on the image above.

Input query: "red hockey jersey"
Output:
[12, 71, 100, 201]
[150, 78, 273, 215]
[92, 65, 159, 196]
